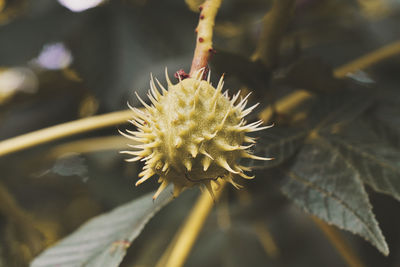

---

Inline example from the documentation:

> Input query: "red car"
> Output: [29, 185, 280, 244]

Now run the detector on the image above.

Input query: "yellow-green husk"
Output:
[120, 69, 272, 199]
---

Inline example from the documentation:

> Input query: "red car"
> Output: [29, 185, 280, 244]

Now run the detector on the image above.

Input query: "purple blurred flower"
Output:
[35, 43, 73, 70]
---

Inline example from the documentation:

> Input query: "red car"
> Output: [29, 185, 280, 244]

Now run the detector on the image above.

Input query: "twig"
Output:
[311, 216, 365, 267]
[254, 221, 280, 259]
[333, 40, 400, 78]
[216, 190, 231, 230]
[260, 40, 400, 122]
[48, 135, 130, 158]
[259, 89, 313, 123]
[189, 0, 222, 76]
[252, 0, 296, 68]
[0, 110, 132, 157]
[156, 181, 227, 267]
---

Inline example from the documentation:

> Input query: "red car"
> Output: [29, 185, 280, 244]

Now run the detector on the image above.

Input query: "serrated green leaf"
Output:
[308, 90, 373, 131]
[251, 89, 373, 170]
[30, 188, 172, 267]
[327, 120, 400, 201]
[281, 137, 389, 255]
[372, 98, 400, 148]
[249, 126, 307, 169]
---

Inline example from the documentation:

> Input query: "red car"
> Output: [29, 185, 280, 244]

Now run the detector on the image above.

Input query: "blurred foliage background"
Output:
[1, 0, 400, 266]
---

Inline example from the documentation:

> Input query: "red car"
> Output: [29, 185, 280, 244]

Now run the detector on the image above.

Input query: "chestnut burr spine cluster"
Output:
[120, 69, 273, 199]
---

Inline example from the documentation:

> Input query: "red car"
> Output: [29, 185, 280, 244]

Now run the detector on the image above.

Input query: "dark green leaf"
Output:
[328, 120, 400, 201]
[31, 188, 172, 267]
[308, 90, 373, 130]
[249, 126, 307, 169]
[251, 87, 373, 170]
[371, 94, 400, 148]
[282, 138, 389, 255]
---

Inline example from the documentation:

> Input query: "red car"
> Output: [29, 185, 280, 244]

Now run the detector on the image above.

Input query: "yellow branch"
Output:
[0, 0, 4, 12]
[48, 135, 130, 158]
[254, 221, 280, 259]
[334, 40, 400, 78]
[259, 89, 313, 122]
[156, 181, 226, 267]
[312, 216, 365, 267]
[0, 110, 132, 157]
[189, 0, 222, 76]
[260, 40, 400, 122]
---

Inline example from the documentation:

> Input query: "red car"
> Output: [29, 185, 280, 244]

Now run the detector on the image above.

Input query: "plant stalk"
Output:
[189, 0, 222, 76]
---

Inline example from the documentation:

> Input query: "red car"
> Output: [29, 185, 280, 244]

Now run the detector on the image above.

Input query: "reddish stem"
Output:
[189, 0, 222, 77]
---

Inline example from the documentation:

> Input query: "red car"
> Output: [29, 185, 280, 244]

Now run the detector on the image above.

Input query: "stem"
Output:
[260, 40, 400, 122]
[259, 89, 312, 123]
[48, 136, 130, 158]
[189, 0, 222, 76]
[0, 110, 132, 157]
[156, 181, 227, 267]
[333, 40, 400, 78]
[252, 0, 296, 68]
[254, 221, 280, 259]
[216, 190, 231, 230]
[312, 216, 365, 267]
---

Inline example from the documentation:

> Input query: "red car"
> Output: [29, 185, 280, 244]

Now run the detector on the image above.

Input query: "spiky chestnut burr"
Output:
[120, 69, 273, 199]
